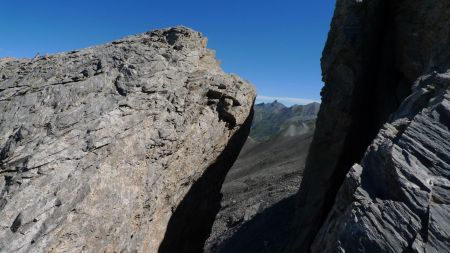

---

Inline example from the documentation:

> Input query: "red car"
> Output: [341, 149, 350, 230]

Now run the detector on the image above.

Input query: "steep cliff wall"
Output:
[0, 27, 255, 252]
[288, 0, 450, 252]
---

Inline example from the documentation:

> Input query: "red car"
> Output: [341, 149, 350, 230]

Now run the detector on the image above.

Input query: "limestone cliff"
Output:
[0, 27, 255, 252]
[288, 0, 450, 252]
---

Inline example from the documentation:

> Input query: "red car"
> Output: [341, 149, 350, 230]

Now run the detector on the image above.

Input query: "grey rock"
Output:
[0, 26, 255, 252]
[313, 71, 450, 252]
[287, 0, 450, 252]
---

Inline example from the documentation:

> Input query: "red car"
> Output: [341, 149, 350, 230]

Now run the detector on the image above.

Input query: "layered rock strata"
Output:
[313, 72, 450, 252]
[288, 0, 450, 252]
[0, 27, 255, 252]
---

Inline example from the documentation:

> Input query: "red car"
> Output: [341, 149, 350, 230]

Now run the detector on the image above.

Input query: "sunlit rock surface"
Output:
[0, 26, 255, 253]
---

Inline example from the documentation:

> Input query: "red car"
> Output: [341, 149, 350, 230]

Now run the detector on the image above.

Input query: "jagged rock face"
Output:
[288, 0, 450, 252]
[0, 27, 255, 252]
[313, 72, 450, 252]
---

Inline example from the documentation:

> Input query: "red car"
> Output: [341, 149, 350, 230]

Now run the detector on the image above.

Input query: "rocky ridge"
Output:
[0, 27, 255, 252]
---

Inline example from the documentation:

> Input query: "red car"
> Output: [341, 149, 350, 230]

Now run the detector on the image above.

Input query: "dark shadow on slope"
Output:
[214, 195, 296, 253]
[158, 108, 254, 253]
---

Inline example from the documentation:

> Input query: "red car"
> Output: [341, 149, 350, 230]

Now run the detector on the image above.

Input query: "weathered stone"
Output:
[313, 72, 450, 252]
[287, 0, 450, 252]
[0, 26, 255, 252]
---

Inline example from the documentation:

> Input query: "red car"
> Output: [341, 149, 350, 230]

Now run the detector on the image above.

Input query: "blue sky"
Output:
[0, 0, 335, 105]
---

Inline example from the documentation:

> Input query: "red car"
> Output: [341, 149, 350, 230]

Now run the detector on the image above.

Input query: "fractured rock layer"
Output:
[313, 72, 450, 252]
[288, 0, 450, 252]
[0, 27, 255, 252]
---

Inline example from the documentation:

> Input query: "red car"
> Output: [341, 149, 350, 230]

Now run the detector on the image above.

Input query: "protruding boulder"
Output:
[0, 26, 255, 252]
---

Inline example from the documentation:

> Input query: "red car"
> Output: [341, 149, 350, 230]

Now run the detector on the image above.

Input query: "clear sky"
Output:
[0, 0, 335, 105]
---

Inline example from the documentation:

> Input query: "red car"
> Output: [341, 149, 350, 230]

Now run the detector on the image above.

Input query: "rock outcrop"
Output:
[0, 26, 255, 252]
[287, 0, 450, 252]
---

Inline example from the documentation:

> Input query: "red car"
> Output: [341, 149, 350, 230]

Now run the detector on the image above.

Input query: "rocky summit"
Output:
[0, 26, 255, 252]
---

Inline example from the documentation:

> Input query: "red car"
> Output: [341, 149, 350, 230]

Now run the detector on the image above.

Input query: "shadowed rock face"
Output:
[313, 72, 450, 252]
[0, 27, 255, 252]
[288, 0, 450, 252]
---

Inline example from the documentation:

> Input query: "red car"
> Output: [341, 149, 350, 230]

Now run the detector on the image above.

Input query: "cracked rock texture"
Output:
[313, 72, 450, 252]
[287, 0, 450, 252]
[0, 26, 255, 252]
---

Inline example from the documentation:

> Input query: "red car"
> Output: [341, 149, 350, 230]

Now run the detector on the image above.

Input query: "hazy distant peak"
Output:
[251, 101, 319, 141]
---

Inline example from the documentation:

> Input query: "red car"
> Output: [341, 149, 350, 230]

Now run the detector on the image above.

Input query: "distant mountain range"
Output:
[250, 101, 320, 141]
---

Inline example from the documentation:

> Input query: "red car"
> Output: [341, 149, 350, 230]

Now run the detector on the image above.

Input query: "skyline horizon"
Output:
[255, 95, 320, 106]
[0, 0, 335, 101]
